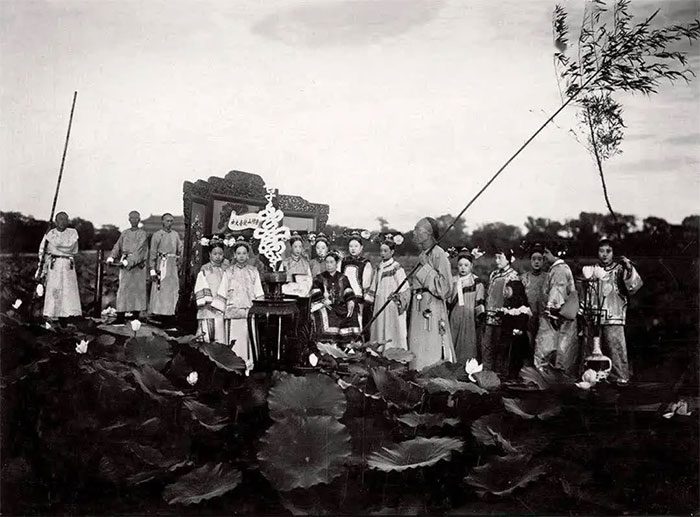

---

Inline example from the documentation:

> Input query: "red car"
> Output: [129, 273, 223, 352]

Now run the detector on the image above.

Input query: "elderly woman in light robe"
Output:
[38, 212, 82, 321]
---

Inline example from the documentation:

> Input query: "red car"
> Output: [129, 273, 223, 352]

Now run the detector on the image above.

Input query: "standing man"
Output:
[534, 246, 578, 375]
[407, 217, 455, 370]
[581, 238, 642, 385]
[521, 244, 547, 355]
[38, 212, 82, 323]
[107, 211, 149, 324]
[148, 213, 183, 328]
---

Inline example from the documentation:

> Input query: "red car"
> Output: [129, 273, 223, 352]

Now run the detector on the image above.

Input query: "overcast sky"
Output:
[1, 0, 698, 232]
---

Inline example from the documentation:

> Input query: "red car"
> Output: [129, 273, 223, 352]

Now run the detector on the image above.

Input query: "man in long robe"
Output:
[581, 239, 642, 384]
[148, 213, 183, 327]
[534, 248, 578, 375]
[107, 211, 149, 324]
[407, 217, 455, 370]
[38, 212, 82, 321]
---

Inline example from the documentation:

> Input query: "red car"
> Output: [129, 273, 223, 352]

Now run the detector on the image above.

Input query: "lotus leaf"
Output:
[268, 373, 346, 420]
[316, 342, 350, 359]
[132, 365, 184, 402]
[518, 366, 574, 391]
[419, 361, 470, 381]
[465, 454, 547, 497]
[367, 436, 463, 472]
[183, 398, 228, 431]
[197, 342, 246, 373]
[258, 416, 351, 491]
[471, 413, 550, 455]
[163, 463, 242, 505]
[371, 367, 424, 409]
[395, 412, 460, 428]
[473, 370, 501, 391]
[502, 396, 562, 420]
[125, 335, 172, 370]
[382, 348, 415, 364]
[416, 377, 487, 395]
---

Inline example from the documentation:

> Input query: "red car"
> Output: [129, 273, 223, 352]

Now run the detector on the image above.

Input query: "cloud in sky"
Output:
[1, 0, 698, 232]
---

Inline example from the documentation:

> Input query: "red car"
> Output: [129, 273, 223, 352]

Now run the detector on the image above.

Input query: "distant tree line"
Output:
[1, 210, 697, 258]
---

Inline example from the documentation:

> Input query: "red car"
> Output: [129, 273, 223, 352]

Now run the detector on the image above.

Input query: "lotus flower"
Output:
[575, 381, 593, 390]
[663, 400, 692, 419]
[75, 339, 89, 354]
[187, 371, 198, 386]
[12, 299, 22, 309]
[360, 230, 371, 240]
[394, 234, 404, 245]
[465, 358, 483, 382]
[581, 369, 598, 384]
[308, 353, 319, 367]
[200, 237, 210, 246]
[44, 322, 52, 330]
[36, 284, 44, 297]
[130, 319, 142, 332]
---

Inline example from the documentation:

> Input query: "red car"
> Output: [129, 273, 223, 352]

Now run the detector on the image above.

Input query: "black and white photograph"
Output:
[1, 0, 698, 514]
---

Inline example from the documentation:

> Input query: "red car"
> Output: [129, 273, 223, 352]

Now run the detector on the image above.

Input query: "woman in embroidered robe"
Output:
[38, 212, 82, 320]
[482, 249, 520, 375]
[448, 251, 485, 364]
[366, 239, 410, 349]
[310, 233, 331, 278]
[279, 233, 312, 297]
[212, 241, 264, 369]
[194, 241, 229, 343]
[341, 232, 374, 339]
[309, 251, 360, 343]
[499, 280, 531, 378]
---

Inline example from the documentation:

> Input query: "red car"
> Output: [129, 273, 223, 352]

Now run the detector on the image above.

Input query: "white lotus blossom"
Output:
[465, 358, 483, 382]
[12, 299, 22, 309]
[663, 400, 692, 419]
[75, 339, 89, 354]
[44, 322, 52, 330]
[130, 319, 142, 332]
[575, 381, 593, 390]
[187, 371, 198, 385]
[308, 353, 319, 367]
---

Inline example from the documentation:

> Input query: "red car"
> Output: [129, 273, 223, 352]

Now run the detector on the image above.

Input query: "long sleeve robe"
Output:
[521, 270, 546, 346]
[448, 273, 485, 363]
[366, 258, 410, 349]
[279, 255, 312, 297]
[408, 246, 455, 370]
[110, 228, 149, 312]
[195, 260, 229, 342]
[482, 265, 520, 374]
[534, 259, 578, 375]
[309, 271, 361, 343]
[148, 229, 183, 316]
[39, 228, 82, 318]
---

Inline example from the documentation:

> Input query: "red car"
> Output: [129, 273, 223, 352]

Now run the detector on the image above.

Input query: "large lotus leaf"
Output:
[502, 396, 562, 420]
[518, 366, 574, 391]
[395, 412, 460, 429]
[419, 361, 470, 381]
[268, 373, 346, 420]
[125, 335, 172, 370]
[382, 348, 415, 364]
[316, 342, 351, 359]
[197, 342, 246, 373]
[417, 377, 487, 395]
[132, 365, 184, 402]
[371, 367, 424, 409]
[465, 454, 547, 497]
[258, 416, 351, 491]
[367, 436, 463, 472]
[163, 463, 242, 505]
[473, 370, 501, 391]
[471, 413, 550, 455]
[183, 398, 228, 431]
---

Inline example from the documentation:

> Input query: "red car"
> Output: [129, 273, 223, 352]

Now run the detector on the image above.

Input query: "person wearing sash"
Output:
[341, 231, 374, 340]
[279, 232, 312, 297]
[148, 213, 183, 328]
[581, 238, 643, 384]
[366, 234, 409, 349]
[482, 248, 520, 375]
[534, 246, 579, 375]
[194, 237, 229, 343]
[38, 212, 82, 322]
[448, 248, 485, 364]
[407, 217, 455, 370]
[212, 238, 264, 371]
[107, 211, 149, 324]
